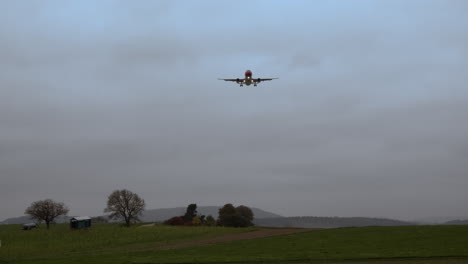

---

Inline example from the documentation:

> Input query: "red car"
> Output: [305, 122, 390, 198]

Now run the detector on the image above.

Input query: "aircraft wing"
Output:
[257, 78, 278, 82]
[218, 78, 240, 82]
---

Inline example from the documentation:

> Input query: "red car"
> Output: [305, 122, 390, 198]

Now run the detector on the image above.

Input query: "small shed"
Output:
[23, 223, 37, 230]
[70, 216, 91, 229]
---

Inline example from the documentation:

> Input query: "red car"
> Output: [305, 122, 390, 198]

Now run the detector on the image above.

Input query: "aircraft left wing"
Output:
[256, 78, 279, 82]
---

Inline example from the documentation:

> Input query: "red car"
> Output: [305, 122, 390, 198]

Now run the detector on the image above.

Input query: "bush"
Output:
[164, 216, 185, 226]
[192, 216, 201, 226]
[205, 215, 216, 226]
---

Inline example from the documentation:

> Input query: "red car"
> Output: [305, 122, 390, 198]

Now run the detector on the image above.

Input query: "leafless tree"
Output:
[104, 189, 145, 227]
[25, 199, 69, 229]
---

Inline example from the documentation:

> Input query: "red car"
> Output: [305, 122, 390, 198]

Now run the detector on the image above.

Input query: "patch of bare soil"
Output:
[139, 223, 156, 227]
[156, 228, 311, 250]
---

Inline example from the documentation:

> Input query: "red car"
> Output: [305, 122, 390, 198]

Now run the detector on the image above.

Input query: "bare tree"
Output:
[25, 199, 69, 229]
[104, 189, 145, 227]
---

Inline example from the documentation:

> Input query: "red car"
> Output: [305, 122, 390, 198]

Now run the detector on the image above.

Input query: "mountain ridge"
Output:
[0, 206, 282, 225]
[140, 206, 283, 222]
[254, 216, 416, 228]
[443, 219, 468, 225]
[3, 207, 464, 228]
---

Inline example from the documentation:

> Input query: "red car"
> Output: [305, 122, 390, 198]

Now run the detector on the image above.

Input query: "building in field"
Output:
[70, 216, 91, 229]
[23, 223, 37, 230]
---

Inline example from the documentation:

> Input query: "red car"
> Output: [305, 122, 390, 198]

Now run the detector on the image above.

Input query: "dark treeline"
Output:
[164, 203, 254, 227]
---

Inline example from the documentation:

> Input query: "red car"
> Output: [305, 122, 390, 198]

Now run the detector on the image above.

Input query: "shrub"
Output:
[164, 216, 185, 226]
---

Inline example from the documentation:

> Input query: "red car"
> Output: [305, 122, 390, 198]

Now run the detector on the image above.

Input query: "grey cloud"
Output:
[1, 0, 468, 221]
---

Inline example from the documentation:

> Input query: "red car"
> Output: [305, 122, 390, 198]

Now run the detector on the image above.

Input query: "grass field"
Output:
[0, 223, 257, 263]
[1, 224, 467, 264]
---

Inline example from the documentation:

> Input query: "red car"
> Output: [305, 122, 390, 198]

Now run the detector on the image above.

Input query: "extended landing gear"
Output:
[254, 83, 257, 87]
[240, 84, 243, 87]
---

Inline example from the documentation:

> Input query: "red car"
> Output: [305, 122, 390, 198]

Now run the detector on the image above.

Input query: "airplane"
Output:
[218, 70, 278, 87]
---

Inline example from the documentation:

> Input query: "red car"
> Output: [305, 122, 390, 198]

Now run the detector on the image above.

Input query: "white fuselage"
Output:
[242, 76, 253, 86]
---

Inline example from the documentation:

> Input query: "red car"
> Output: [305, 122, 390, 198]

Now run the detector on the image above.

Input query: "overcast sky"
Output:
[1, 0, 467, 221]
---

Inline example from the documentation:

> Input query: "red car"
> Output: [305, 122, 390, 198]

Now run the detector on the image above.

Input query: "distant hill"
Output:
[140, 206, 283, 222]
[443, 219, 468, 225]
[0, 206, 282, 225]
[0, 215, 71, 225]
[2, 208, 423, 228]
[412, 216, 468, 224]
[0, 216, 34, 225]
[254, 216, 415, 228]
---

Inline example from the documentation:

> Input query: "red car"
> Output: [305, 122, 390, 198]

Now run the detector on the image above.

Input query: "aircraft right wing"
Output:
[218, 78, 240, 82]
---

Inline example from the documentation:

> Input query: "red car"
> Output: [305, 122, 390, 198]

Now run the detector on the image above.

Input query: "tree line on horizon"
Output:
[163, 203, 254, 227]
[24, 189, 254, 229]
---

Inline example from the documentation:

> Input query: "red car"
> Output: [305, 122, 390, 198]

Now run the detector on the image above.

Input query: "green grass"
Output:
[119, 225, 468, 264]
[0, 223, 257, 263]
[1, 224, 468, 264]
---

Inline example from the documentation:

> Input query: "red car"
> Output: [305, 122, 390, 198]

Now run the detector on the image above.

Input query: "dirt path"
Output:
[156, 228, 311, 250]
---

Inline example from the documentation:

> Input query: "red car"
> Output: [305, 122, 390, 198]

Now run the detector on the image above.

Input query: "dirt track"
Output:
[156, 228, 311, 250]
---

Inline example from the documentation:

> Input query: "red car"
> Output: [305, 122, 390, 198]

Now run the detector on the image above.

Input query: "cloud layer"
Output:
[1, 0, 467, 221]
